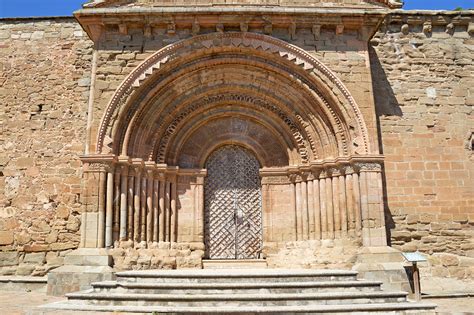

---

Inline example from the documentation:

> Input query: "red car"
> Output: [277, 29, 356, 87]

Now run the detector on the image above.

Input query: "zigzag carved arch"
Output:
[96, 32, 371, 161]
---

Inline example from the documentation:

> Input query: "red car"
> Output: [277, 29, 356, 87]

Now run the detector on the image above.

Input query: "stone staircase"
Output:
[42, 269, 437, 314]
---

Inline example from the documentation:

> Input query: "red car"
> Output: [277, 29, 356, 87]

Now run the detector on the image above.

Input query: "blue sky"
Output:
[0, 0, 473, 18]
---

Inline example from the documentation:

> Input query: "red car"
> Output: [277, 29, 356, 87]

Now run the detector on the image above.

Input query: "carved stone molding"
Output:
[96, 32, 370, 158]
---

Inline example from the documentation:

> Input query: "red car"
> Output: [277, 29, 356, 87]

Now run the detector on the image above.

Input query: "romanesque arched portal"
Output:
[80, 32, 387, 257]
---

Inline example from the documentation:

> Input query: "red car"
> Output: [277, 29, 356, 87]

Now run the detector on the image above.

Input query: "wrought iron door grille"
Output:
[204, 145, 262, 259]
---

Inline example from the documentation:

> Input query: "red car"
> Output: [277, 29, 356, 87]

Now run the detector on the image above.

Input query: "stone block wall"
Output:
[372, 12, 474, 279]
[0, 18, 93, 276]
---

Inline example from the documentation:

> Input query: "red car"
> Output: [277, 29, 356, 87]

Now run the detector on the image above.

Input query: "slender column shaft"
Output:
[262, 183, 271, 241]
[352, 172, 362, 233]
[307, 179, 315, 240]
[345, 173, 354, 237]
[196, 177, 204, 242]
[295, 181, 302, 241]
[170, 178, 177, 242]
[146, 174, 154, 243]
[313, 178, 321, 240]
[359, 171, 370, 245]
[141, 176, 147, 242]
[105, 169, 114, 248]
[133, 170, 141, 243]
[113, 170, 121, 243]
[159, 178, 166, 242]
[165, 181, 171, 242]
[119, 167, 128, 240]
[332, 175, 340, 238]
[153, 177, 159, 243]
[127, 174, 134, 240]
[97, 171, 106, 248]
[326, 176, 334, 239]
[290, 182, 296, 241]
[339, 174, 347, 237]
[301, 180, 309, 241]
[319, 177, 327, 239]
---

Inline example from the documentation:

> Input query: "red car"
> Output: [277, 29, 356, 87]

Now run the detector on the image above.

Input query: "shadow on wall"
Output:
[369, 46, 403, 246]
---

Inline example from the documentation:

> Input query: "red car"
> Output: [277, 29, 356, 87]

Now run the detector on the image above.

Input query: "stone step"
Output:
[202, 259, 267, 269]
[91, 279, 383, 294]
[66, 290, 409, 307]
[116, 269, 359, 283]
[41, 301, 437, 314]
[0, 276, 47, 293]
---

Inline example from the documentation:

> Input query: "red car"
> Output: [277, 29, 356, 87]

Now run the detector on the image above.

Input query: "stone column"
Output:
[338, 168, 348, 238]
[289, 175, 297, 241]
[169, 172, 178, 243]
[307, 173, 315, 240]
[195, 174, 205, 243]
[344, 165, 355, 237]
[79, 154, 116, 248]
[158, 173, 166, 242]
[352, 168, 362, 234]
[127, 168, 135, 240]
[357, 162, 387, 247]
[319, 170, 327, 239]
[312, 169, 321, 240]
[105, 165, 114, 248]
[165, 179, 171, 242]
[118, 158, 129, 241]
[153, 172, 159, 243]
[113, 166, 121, 243]
[325, 170, 334, 239]
[145, 163, 156, 244]
[301, 173, 309, 241]
[332, 168, 341, 239]
[295, 175, 303, 241]
[132, 159, 143, 244]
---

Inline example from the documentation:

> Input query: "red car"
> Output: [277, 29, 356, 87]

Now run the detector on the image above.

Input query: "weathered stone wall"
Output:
[0, 18, 93, 276]
[372, 12, 474, 279]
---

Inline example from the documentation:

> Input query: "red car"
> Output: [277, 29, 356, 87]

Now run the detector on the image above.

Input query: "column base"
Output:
[353, 246, 412, 295]
[47, 248, 114, 296]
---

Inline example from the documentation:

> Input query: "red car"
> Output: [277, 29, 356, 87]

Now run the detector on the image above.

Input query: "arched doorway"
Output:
[204, 145, 262, 259]
[80, 32, 387, 253]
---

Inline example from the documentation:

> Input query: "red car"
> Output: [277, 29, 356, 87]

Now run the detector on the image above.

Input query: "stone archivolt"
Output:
[78, 31, 388, 252]
[98, 32, 371, 164]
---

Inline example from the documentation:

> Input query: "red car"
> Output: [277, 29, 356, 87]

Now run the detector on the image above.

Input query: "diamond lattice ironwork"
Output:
[204, 145, 262, 259]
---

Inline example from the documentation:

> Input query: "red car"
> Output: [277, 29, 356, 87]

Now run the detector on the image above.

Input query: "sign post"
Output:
[402, 252, 427, 301]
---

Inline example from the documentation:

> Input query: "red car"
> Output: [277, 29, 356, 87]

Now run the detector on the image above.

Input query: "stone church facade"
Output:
[0, 0, 472, 288]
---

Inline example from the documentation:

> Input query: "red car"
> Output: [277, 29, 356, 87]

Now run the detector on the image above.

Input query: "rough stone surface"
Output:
[0, 7, 473, 284]
[0, 18, 93, 276]
[372, 14, 474, 279]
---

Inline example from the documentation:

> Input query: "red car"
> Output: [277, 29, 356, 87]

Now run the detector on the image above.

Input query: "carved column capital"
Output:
[355, 162, 382, 172]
